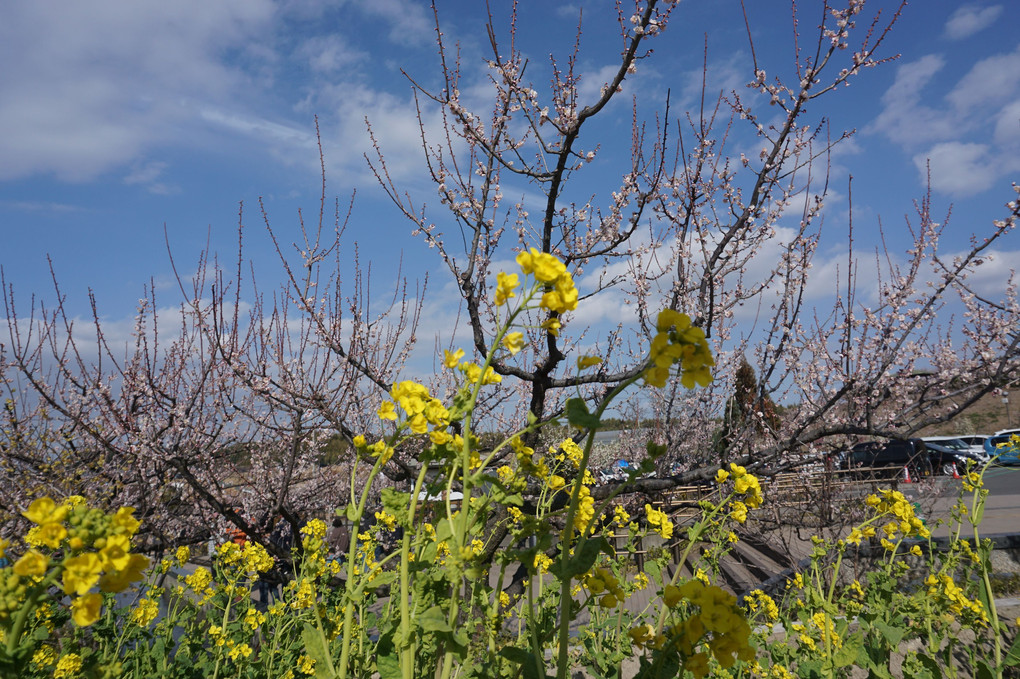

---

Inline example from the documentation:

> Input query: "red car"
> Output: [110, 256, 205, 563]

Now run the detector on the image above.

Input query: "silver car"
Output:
[921, 436, 990, 466]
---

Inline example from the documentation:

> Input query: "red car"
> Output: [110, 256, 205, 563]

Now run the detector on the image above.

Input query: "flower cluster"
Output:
[924, 573, 988, 622]
[3, 497, 149, 628]
[380, 381, 452, 434]
[714, 463, 763, 524]
[861, 488, 930, 546]
[515, 247, 578, 315]
[443, 350, 502, 386]
[644, 309, 715, 388]
[791, 612, 842, 653]
[583, 567, 625, 608]
[743, 589, 780, 624]
[632, 580, 754, 677]
[645, 504, 674, 540]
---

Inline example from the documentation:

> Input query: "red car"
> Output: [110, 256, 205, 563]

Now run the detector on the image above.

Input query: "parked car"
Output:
[923, 442, 971, 476]
[844, 439, 932, 478]
[921, 436, 990, 466]
[956, 434, 989, 451]
[984, 429, 1020, 465]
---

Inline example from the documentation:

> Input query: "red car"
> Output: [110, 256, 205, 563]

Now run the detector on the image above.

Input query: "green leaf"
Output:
[566, 398, 600, 429]
[1004, 626, 1020, 666]
[831, 638, 860, 668]
[498, 648, 545, 679]
[417, 605, 452, 632]
[376, 651, 401, 679]
[797, 659, 825, 679]
[976, 659, 995, 679]
[434, 518, 454, 543]
[374, 630, 401, 679]
[548, 536, 612, 580]
[381, 488, 411, 525]
[646, 441, 667, 459]
[351, 570, 397, 600]
[873, 619, 905, 647]
[301, 623, 337, 679]
[913, 653, 940, 679]
[345, 503, 358, 521]
[857, 642, 893, 679]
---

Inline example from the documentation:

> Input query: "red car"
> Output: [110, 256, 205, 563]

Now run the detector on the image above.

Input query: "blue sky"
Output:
[1, 0, 1017, 362]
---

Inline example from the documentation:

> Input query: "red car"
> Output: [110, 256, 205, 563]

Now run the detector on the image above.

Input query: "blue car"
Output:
[984, 429, 1020, 465]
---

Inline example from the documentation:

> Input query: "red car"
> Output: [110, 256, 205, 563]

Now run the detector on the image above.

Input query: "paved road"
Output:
[900, 463, 1020, 537]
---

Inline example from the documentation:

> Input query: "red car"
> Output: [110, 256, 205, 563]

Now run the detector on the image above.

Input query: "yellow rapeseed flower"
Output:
[503, 332, 525, 355]
[13, 550, 49, 577]
[53, 653, 83, 679]
[663, 584, 683, 608]
[23, 497, 69, 525]
[297, 655, 316, 675]
[62, 553, 102, 595]
[443, 348, 464, 369]
[99, 552, 149, 593]
[112, 507, 141, 536]
[71, 593, 103, 626]
[644, 504, 674, 540]
[494, 271, 519, 306]
[377, 400, 397, 421]
[132, 598, 160, 626]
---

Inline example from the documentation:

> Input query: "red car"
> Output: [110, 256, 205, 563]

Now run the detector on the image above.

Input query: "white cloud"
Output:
[959, 249, 1018, 299]
[556, 4, 582, 19]
[311, 82, 449, 185]
[0, 200, 87, 213]
[994, 100, 1020, 144]
[946, 44, 1020, 111]
[576, 64, 626, 106]
[869, 55, 955, 147]
[0, 0, 277, 182]
[361, 0, 432, 47]
[297, 35, 365, 73]
[123, 161, 177, 195]
[913, 142, 997, 197]
[201, 109, 318, 148]
[944, 5, 1003, 40]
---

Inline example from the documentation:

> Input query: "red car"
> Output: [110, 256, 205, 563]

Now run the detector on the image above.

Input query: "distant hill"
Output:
[918, 390, 1017, 437]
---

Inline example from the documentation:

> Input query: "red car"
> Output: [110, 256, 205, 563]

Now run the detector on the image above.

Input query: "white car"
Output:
[920, 436, 990, 466]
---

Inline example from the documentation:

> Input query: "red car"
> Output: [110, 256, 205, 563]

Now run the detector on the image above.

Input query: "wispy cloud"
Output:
[914, 142, 996, 197]
[944, 5, 1003, 40]
[123, 161, 177, 195]
[0, 199, 87, 213]
[870, 48, 1020, 197]
[0, 0, 277, 182]
[946, 44, 1020, 111]
[361, 0, 433, 47]
[869, 55, 954, 147]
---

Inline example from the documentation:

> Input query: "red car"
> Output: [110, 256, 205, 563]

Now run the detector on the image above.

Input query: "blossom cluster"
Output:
[714, 463, 764, 523]
[2, 496, 149, 628]
[515, 247, 578, 315]
[857, 488, 930, 548]
[644, 309, 715, 388]
[631, 580, 755, 678]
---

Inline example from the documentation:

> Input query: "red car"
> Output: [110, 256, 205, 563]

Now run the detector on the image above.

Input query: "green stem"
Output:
[653, 492, 732, 634]
[5, 568, 58, 656]
[438, 289, 540, 679]
[399, 463, 431, 679]
[969, 474, 1002, 677]
[554, 375, 639, 679]
[337, 453, 389, 679]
